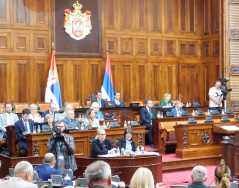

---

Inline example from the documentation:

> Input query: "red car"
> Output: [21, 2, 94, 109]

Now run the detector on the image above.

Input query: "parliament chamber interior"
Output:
[0, 0, 239, 188]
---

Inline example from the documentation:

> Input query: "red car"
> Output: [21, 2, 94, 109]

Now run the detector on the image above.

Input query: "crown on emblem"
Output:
[73, 1, 82, 10]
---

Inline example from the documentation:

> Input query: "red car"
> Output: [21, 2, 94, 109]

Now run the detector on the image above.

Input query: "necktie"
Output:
[25, 122, 28, 133]
[149, 109, 153, 118]
[98, 99, 101, 107]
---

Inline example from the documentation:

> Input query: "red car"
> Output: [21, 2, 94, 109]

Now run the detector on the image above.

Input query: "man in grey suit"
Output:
[63, 110, 80, 129]
[0, 103, 19, 143]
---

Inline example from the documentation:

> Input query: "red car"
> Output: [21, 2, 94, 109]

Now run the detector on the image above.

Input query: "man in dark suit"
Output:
[63, 110, 80, 129]
[140, 99, 157, 148]
[42, 103, 59, 121]
[110, 92, 125, 106]
[91, 90, 108, 107]
[188, 165, 208, 188]
[171, 102, 184, 117]
[34, 153, 73, 186]
[15, 108, 34, 156]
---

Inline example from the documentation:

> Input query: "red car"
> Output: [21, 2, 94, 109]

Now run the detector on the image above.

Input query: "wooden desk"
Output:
[174, 121, 239, 158]
[74, 155, 162, 185]
[24, 127, 146, 157]
[152, 114, 236, 154]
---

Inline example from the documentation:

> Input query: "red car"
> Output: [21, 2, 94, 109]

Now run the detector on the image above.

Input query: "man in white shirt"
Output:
[0, 161, 47, 188]
[209, 80, 223, 112]
[110, 92, 125, 106]
[171, 102, 184, 117]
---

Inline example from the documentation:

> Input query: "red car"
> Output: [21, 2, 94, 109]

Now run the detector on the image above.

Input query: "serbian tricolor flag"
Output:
[101, 53, 115, 101]
[45, 50, 62, 110]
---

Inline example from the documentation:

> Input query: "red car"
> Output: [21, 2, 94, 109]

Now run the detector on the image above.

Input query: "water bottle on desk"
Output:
[121, 148, 125, 156]
[116, 147, 120, 156]
[37, 125, 41, 133]
[192, 110, 195, 116]
[107, 122, 110, 129]
[127, 121, 131, 127]
[141, 146, 144, 154]
[157, 111, 160, 118]
[103, 122, 106, 129]
[81, 123, 85, 130]
[124, 120, 127, 128]
[136, 146, 140, 155]
[208, 109, 210, 115]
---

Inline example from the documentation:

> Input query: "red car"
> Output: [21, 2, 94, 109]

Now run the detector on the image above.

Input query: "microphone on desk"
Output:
[112, 172, 122, 176]
[123, 114, 141, 126]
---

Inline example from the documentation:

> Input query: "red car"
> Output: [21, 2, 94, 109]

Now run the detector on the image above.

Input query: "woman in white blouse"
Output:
[117, 128, 137, 151]
[29, 104, 41, 122]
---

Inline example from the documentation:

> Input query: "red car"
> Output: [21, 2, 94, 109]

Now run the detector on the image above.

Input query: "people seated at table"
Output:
[209, 80, 223, 112]
[46, 120, 77, 172]
[85, 109, 100, 128]
[188, 165, 208, 188]
[55, 104, 73, 121]
[0, 161, 40, 188]
[29, 103, 41, 122]
[117, 128, 136, 152]
[110, 92, 125, 106]
[171, 102, 184, 117]
[0, 103, 19, 145]
[130, 167, 163, 188]
[85, 160, 125, 188]
[34, 153, 73, 186]
[160, 93, 174, 107]
[214, 159, 231, 188]
[42, 114, 54, 130]
[91, 90, 108, 107]
[63, 110, 80, 129]
[140, 99, 157, 148]
[90, 129, 115, 158]
[91, 102, 104, 120]
[63, 104, 74, 113]
[15, 108, 34, 157]
[42, 102, 59, 121]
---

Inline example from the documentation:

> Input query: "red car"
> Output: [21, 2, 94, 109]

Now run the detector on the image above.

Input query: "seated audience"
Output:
[110, 92, 125, 106]
[42, 114, 54, 129]
[63, 104, 74, 114]
[130, 167, 163, 188]
[171, 102, 184, 117]
[15, 108, 34, 156]
[90, 129, 114, 158]
[188, 165, 208, 188]
[214, 159, 231, 188]
[34, 153, 73, 186]
[63, 110, 80, 129]
[42, 103, 59, 121]
[0, 161, 46, 188]
[91, 102, 104, 120]
[29, 103, 41, 122]
[85, 109, 100, 128]
[140, 99, 157, 148]
[47, 120, 77, 172]
[91, 90, 108, 107]
[85, 160, 125, 188]
[117, 128, 136, 152]
[160, 93, 174, 107]
[0, 103, 19, 145]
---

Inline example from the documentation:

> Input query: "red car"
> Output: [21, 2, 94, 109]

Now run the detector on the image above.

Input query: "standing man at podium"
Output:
[140, 99, 157, 148]
[209, 80, 223, 112]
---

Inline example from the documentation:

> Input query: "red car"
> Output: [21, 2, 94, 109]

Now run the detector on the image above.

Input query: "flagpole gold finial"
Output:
[52, 42, 55, 50]
[106, 43, 109, 53]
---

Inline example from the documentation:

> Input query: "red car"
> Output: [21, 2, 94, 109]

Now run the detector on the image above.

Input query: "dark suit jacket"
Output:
[140, 107, 156, 125]
[15, 119, 34, 149]
[63, 117, 80, 129]
[41, 110, 59, 120]
[117, 137, 136, 151]
[91, 97, 108, 107]
[188, 181, 208, 188]
[90, 139, 113, 158]
[110, 100, 125, 106]
[171, 108, 184, 117]
[34, 164, 73, 186]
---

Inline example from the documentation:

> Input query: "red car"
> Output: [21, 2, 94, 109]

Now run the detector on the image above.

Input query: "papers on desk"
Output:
[220, 126, 239, 131]
[98, 151, 159, 158]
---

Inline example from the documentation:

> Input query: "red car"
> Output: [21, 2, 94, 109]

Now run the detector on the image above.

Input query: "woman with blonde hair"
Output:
[85, 109, 99, 128]
[64, 104, 74, 114]
[90, 102, 104, 120]
[90, 129, 114, 158]
[130, 167, 154, 188]
[214, 159, 231, 188]
[160, 93, 174, 108]
[29, 103, 41, 122]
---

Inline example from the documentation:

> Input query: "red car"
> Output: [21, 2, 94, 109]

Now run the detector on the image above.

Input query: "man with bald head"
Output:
[34, 153, 73, 185]
[0, 161, 38, 187]
[63, 110, 80, 129]
[42, 103, 59, 121]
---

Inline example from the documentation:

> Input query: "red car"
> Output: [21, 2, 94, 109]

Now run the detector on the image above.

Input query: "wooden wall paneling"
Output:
[32, 0, 49, 26]
[165, 0, 176, 33]
[148, 0, 162, 32]
[121, 62, 132, 103]
[119, 0, 133, 30]
[73, 60, 85, 103]
[103, 0, 118, 30]
[150, 38, 163, 57]
[135, 37, 148, 56]
[13, 0, 30, 25]
[180, 0, 187, 32]
[89, 60, 103, 95]
[189, 0, 195, 32]
[109, 61, 120, 95]
[0, 60, 9, 102]
[194, 0, 202, 36]
[0, 0, 10, 24]
[0, 31, 10, 52]
[33, 33, 48, 54]
[106, 36, 119, 56]
[13, 32, 30, 53]
[134, 0, 147, 31]
[202, 63, 210, 103]
[14, 59, 30, 102]
[55, 60, 65, 102]
[165, 40, 176, 57]
[120, 37, 133, 55]
[211, 0, 219, 34]
[203, 0, 210, 35]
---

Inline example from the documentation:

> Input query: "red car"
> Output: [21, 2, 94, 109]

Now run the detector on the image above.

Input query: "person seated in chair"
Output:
[29, 103, 41, 123]
[42, 103, 59, 121]
[91, 102, 104, 120]
[63, 110, 80, 129]
[171, 102, 184, 117]
[140, 99, 157, 148]
[214, 159, 231, 188]
[117, 128, 136, 152]
[188, 165, 208, 188]
[90, 129, 115, 158]
[91, 90, 108, 107]
[110, 92, 125, 106]
[34, 153, 73, 186]
[15, 108, 34, 156]
[85, 109, 99, 129]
